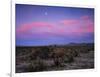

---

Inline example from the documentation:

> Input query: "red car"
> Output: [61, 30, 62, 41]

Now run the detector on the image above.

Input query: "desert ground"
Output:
[16, 43, 94, 73]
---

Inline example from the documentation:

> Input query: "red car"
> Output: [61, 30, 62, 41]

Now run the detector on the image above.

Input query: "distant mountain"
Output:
[67, 42, 94, 46]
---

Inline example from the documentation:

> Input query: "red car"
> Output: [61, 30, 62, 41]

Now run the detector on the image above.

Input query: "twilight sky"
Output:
[16, 4, 94, 46]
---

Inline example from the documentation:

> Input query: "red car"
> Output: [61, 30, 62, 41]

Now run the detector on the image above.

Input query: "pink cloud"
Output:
[81, 15, 90, 20]
[16, 22, 54, 33]
[59, 15, 94, 34]
[60, 19, 79, 25]
[60, 15, 91, 26]
[69, 24, 94, 35]
[57, 18, 94, 36]
[85, 23, 94, 32]
[16, 16, 94, 39]
[79, 17, 94, 33]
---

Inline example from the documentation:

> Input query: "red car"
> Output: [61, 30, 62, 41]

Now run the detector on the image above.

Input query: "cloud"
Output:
[60, 18, 94, 35]
[16, 22, 53, 33]
[80, 15, 94, 33]
[60, 15, 91, 26]
[16, 15, 94, 40]
[58, 16, 94, 36]
[16, 21, 60, 39]
[70, 24, 93, 35]
[60, 19, 79, 25]
[81, 15, 90, 20]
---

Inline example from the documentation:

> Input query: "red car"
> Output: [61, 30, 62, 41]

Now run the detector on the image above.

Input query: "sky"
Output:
[16, 4, 94, 46]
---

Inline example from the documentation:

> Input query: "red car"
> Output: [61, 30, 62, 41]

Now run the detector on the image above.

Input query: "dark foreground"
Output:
[16, 43, 94, 73]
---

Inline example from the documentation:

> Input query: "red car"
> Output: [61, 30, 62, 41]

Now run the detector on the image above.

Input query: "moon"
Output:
[45, 12, 48, 16]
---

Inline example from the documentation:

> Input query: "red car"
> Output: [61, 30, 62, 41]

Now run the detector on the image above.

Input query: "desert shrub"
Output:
[51, 48, 67, 66]
[27, 58, 47, 72]
[70, 50, 78, 57]
[73, 50, 78, 57]
[50, 47, 76, 66]
[53, 57, 61, 66]
[40, 47, 50, 59]
[66, 54, 74, 63]
[64, 49, 75, 63]
[29, 50, 42, 60]
[28, 53, 36, 60]
[28, 47, 51, 60]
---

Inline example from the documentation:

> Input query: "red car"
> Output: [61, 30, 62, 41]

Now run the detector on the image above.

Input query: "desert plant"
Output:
[27, 58, 47, 72]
